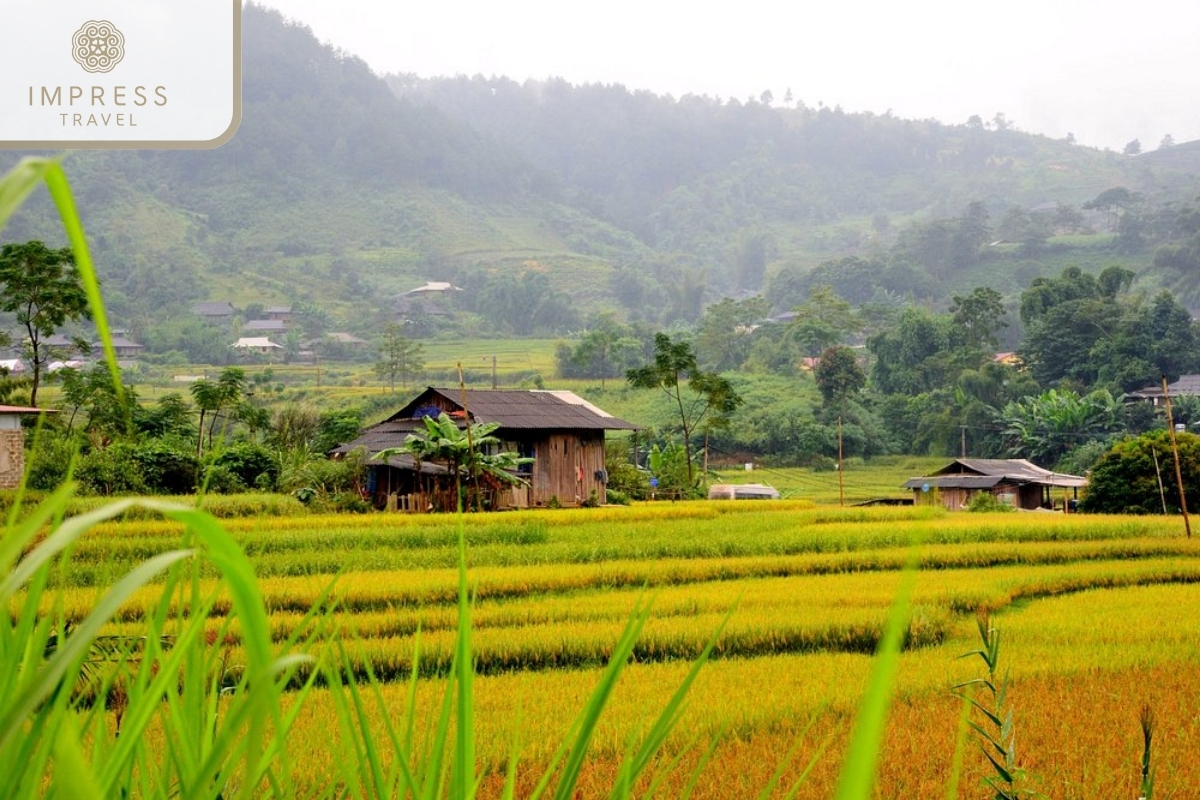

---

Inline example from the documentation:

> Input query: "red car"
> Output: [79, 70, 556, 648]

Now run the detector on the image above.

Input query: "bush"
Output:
[210, 441, 277, 491]
[128, 439, 199, 494]
[966, 491, 1015, 513]
[77, 444, 147, 495]
[605, 488, 631, 505]
[1081, 430, 1200, 514]
[200, 464, 246, 494]
[24, 433, 78, 491]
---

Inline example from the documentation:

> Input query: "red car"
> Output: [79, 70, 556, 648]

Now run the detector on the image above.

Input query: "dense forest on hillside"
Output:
[2, 3, 1200, 344]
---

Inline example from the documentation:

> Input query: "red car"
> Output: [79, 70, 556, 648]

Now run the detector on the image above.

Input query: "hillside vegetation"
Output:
[2, 3, 1198, 340]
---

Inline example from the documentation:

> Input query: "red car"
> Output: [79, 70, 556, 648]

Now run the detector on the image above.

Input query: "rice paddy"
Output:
[25, 499, 1200, 797]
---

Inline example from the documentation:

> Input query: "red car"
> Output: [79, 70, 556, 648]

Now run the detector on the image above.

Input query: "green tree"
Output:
[0, 241, 91, 406]
[789, 285, 860, 357]
[813, 345, 865, 408]
[626, 333, 743, 485]
[1080, 430, 1200, 514]
[950, 286, 1008, 356]
[997, 388, 1122, 467]
[189, 367, 247, 456]
[694, 297, 768, 372]
[374, 323, 425, 392]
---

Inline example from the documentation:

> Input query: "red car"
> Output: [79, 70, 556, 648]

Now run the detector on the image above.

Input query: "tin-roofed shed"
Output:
[903, 458, 1086, 511]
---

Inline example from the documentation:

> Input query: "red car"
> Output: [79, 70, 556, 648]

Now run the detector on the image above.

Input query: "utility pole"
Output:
[1162, 375, 1191, 537]
[960, 426, 967, 459]
[484, 355, 497, 389]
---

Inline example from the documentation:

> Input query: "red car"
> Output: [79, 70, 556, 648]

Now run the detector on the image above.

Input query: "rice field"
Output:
[27, 500, 1200, 797]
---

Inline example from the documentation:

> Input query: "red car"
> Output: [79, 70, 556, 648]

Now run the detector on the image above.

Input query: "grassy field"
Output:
[27, 500, 1200, 797]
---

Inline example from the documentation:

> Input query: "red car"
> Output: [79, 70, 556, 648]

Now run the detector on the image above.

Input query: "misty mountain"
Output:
[3, 3, 1200, 338]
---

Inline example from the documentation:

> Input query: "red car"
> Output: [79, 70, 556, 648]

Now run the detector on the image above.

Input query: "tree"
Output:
[1159, 134, 1176, 150]
[1080, 430, 1200, 514]
[996, 388, 1122, 467]
[626, 333, 742, 485]
[950, 287, 1007, 354]
[789, 286, 860, 357]
[374, 323, 425, 392]
[813, 345, 865, 408]
[190, 367, 246, 456]
[1123, 139, 1142, 155]
[0, 241, 91, 407]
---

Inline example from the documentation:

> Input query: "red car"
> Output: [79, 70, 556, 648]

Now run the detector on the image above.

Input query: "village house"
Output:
[1125, 374, 1200, 407]
[192, 301, 236, 326]
[331, 387, 638, 510]
[903, 458, 1086, 511]
[231, 337, 283, 355]
[243, 319, 289, 334]
[265, 305, 293, 323]
[0, 405, 53, 489]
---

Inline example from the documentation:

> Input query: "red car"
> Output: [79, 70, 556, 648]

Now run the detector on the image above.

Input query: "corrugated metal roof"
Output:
[387, 388, 639, 431]
[909, 458, 1087, 489]
[0, 405, 54, 414]
[903, 476, 1003, 490]
[333, 388, 638, 459]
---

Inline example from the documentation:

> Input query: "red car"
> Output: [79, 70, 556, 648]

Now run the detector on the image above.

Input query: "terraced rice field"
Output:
[33, 501, 1200, 797]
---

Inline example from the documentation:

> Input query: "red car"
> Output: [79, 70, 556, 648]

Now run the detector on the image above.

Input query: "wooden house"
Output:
[331, 387, 638, 510]
[193, 301, 235, 325]
[1126, 374, 1200, 407]
[903, 458, 1086, 511]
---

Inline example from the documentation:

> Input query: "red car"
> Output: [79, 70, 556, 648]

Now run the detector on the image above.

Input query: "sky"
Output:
[258, 0, 1198, 153]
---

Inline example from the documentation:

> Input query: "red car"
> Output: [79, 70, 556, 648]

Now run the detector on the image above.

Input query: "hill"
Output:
[3, 3, 1200, 343]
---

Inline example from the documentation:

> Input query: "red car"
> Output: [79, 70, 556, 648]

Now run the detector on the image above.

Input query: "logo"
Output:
[71, 21, 125, 74]
[2, 1, 241, 149]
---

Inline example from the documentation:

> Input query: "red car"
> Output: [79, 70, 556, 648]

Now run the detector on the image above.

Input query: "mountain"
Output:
[3, 3, 1200, 342]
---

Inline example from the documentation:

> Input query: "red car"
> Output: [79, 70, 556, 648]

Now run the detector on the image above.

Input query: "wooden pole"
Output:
[1152, 448, 1168, 515]
[960, 426, 967, 459]
[837, 415, 845, 507]
[1162, 375, 1191, 537]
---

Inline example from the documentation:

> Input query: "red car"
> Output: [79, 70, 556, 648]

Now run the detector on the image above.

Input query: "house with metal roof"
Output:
[1126, 374, 1200, 407]
[903, 458, 1086, 511]
[332, 387, 638, 510]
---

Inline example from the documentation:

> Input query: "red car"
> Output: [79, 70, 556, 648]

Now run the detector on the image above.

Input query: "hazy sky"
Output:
[259, 0, 1197, 152]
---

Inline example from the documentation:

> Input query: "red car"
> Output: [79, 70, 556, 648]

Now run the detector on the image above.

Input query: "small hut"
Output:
[903, 458, 1086, 511]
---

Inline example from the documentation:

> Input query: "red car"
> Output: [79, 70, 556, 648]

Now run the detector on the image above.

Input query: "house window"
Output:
[517, 441, 535, 476]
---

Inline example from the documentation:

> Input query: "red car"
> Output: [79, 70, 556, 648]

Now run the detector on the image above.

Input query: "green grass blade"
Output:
[0, 548, 193, 753]
[39, 159, 123, 394]
[944, 687, 973, 800]
[832, 566, 917, 800]
[0, 156, 51, 229]
[546, 599, 651, 800]
[52, 714, 105, 800]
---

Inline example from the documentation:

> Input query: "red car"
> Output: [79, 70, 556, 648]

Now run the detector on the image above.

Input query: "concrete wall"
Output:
[0, 428, 24, 489]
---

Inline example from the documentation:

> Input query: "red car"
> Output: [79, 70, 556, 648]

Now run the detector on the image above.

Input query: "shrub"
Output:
[606, 488, 631, 505]
[77, 444, 147, 495]
[966, 491, 1015, 513]
[210, 441, 277, 491]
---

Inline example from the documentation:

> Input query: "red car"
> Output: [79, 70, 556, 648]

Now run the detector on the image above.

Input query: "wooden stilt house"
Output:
[331, 387, 638, 510]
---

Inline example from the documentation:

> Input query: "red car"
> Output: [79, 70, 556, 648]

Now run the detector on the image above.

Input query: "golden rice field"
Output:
[40, 501, 1200, 797]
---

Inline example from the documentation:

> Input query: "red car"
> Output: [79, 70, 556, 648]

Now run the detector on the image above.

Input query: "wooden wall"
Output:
[528, 431, 607, 507]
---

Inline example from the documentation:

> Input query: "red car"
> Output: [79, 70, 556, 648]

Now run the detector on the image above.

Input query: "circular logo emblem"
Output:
[72, 21, 125, 73]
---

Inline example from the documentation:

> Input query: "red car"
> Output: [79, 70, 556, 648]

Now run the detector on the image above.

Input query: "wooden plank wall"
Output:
[530, 431, 607, 506]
